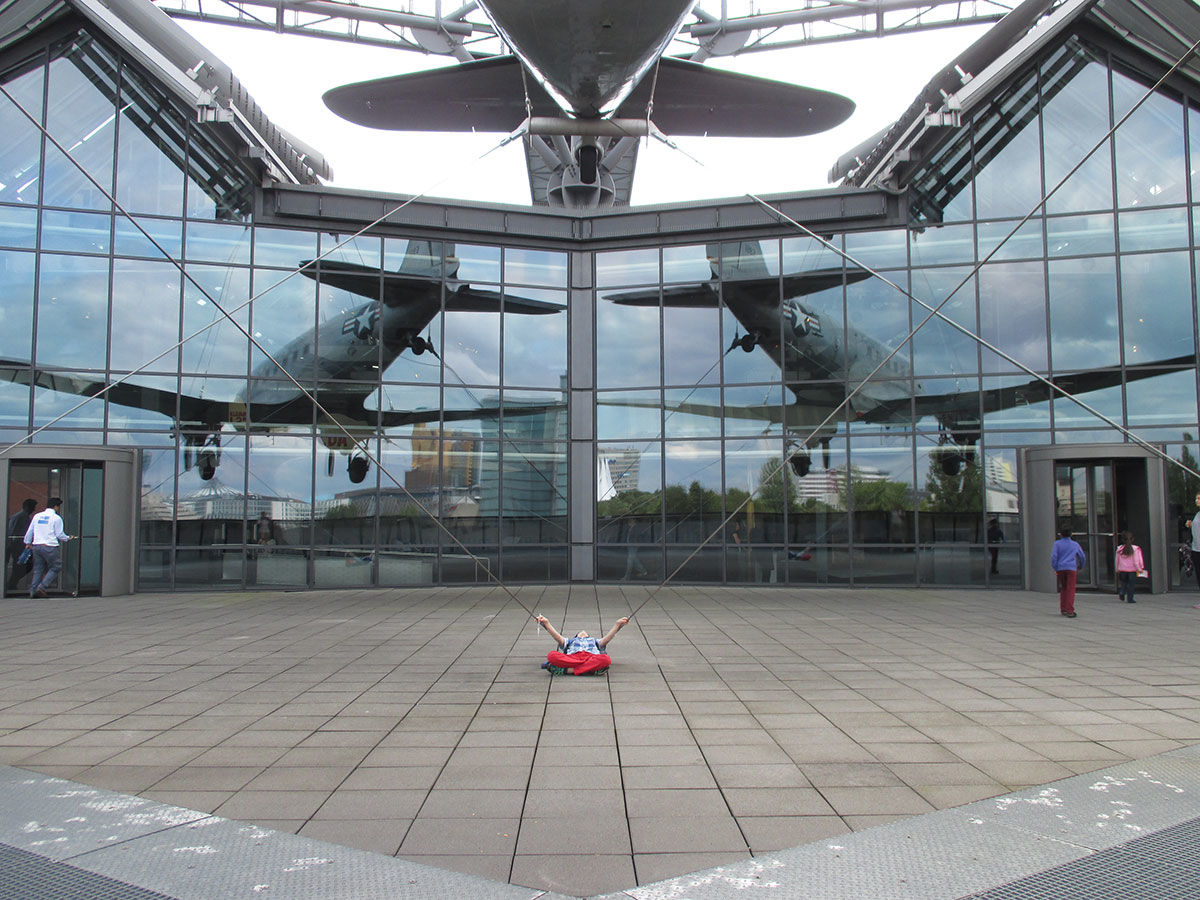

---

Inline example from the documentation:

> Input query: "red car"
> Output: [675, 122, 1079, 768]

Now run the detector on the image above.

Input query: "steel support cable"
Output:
[625, 31, 1200, 621]
[0, 83, 542, 615]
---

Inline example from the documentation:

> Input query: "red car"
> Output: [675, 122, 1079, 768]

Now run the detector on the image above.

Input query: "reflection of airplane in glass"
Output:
[1, 241, 564, 484]
[605, 242, 1193, 477]
[322, 0, 854, 207]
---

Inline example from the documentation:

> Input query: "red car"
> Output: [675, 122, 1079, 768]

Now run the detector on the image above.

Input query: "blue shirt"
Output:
[1050, 537, 1085, 572]
[562, 635, 604, 654]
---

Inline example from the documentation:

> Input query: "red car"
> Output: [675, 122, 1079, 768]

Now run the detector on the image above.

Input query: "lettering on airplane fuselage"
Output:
[785, 300, 821, 337]
[342, 305, 379, 341]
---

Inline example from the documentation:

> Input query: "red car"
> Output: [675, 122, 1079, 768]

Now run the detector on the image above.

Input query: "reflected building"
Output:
[1, 0, 1198, 593]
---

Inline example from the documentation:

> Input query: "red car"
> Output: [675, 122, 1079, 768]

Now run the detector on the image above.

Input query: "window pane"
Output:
[596, 292, 659, 388]
[43, 36, 118, 210]
[0, 63, 44, 207]
[1048, 256, 1117, 371]
[37, 253, 108, 369]
[111, 258, 180, 372]
[503, 288, 566, 388]
[1112, 71, 1187, 208]
[114, 70, 185, 216]
[1042, 45, 1113, 214]
[1121, 252, 1194, 363]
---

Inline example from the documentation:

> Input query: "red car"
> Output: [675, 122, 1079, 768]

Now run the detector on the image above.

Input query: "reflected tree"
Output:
[756, 460, 798, 514]
[921, 454, 983, 512]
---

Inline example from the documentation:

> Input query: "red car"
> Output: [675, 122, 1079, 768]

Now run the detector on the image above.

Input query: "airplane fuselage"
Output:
[476, 0, 696, 117]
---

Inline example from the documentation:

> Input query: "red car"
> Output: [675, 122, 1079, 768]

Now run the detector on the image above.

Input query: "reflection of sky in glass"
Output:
[1118, 208, 1188, 252]
[782, 236, 841, 273]
[1113, 73, 1187, 208]
[664, 440, 723, 491]
[504, 248, 567, 288]
[664, 306, 720, 386]
[662, 244, 713, 284]
[979, 261, 1046, 374]
[111, 260, 181, 372]
[0, 250, 34, 360]
[182, 265, 249, 377]
[911, 267, 977, 377]
[0, 67, 44, 207]
[251, 268, 316, 373]
[443, 310, 499, 386]
[453, 243, 500, 283]
[1126, 371, 1198, 427]
[597, 390, 661, 440]
[1122, 252, 1194, 362]
[1048, 256, 1117, 371]
[1043, 57, 1112, 215]
[252, 227, 316, 269]
[596, 248, 658, 288]
[37, 253, 108, 369]
[597, 300, 659, 388]
[321, 233, 381, 268]
[1047, 214, 1113, 257]
[503, 290, 566, 388]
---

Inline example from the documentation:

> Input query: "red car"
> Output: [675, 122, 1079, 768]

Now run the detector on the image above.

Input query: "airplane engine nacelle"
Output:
[547, 166, 616, 209]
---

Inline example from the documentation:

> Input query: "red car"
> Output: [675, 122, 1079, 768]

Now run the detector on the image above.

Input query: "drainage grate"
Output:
[0, 843, 178, 900]
[962, 816, 1200, 899]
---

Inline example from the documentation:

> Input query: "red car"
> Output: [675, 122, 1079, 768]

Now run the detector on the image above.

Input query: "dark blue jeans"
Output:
[1117, 571, 1136, 602]
[30, 544, 62, 596]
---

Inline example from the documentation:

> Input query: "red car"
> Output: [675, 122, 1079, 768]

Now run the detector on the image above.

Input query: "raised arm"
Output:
[600, 616, 629, 648]
[535, 615, 567, 648]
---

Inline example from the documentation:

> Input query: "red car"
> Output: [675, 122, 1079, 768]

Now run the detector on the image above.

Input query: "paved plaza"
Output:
[2, 584, 1200, 897]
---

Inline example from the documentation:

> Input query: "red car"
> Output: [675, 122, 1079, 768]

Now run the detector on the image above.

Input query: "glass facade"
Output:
[1, 23, 1198, 589]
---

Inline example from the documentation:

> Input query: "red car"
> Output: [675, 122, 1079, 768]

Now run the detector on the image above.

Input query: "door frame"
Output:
[0, 446, 136, 597]
[1021, 444, 1166, 596]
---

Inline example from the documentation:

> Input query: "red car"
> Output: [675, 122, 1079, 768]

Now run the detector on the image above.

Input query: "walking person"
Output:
[1051, 527, 1086, 618]
[6, 498, 36, 593]
[1114, 531, 1145, 604]
[1186, 492, 1200, 591]
[23, 498, 72, 598]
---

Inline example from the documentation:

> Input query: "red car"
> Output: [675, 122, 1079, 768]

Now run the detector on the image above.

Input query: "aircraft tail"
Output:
[710, 241, 771, 281]
[397, 239, 444, 279]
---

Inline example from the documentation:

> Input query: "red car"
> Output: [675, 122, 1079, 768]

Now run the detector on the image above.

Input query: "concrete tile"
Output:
[737, 814, 851, 852]
[298, 818, 410, 855]
[818, 785, 937, 816]
[624, 788, 730, 818]
[400, 817, 519, 854]
[515, 814, 631, 854]
[633, 851, 753, 885]
[215, 789, 332, 820]
[511, 853, 635, 897]
[722, 787, 836, 816]
[418, 789, 527, 818]
[311, 788, 428, 819]
[629, 816, 747, 853]
[623, 766, 718, 790]
[396, 853, 513, 883]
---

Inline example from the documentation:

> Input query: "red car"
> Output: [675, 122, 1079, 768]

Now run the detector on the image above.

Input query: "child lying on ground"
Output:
[535, 614, 629, 675]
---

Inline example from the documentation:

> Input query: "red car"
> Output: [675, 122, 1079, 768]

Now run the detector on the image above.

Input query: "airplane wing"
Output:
[605, 268, 865, 308]
[299, 260, 563, 315]
[372, 401, 565, 430]
[324, 56, 852, 138]
[0, 362, 227, 426]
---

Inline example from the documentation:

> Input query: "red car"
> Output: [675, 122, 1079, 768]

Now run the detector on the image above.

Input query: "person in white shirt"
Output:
[23, 498, 72, 598]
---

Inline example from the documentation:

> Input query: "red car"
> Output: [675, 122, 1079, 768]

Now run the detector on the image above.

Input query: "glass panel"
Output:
[662, 244, 713, 284]
[1192, 106, 1200, 202]
[917, 440, 981, 542]
[845, 229, 906, 270]
[251, 267, 317, 381]
[848, 438, 915, 544]
[505, 248, 567, 288]
[500, 441, 566, 545]
[1052, 382, 1122, 428]
[503, 288, 566, 388]
[1041, 45, 1112, 214]
[113, 215, 182, 259]
[724, 438, 786, 584]
[596, 247, 658, 288]
[1121, 251, 1194, 364]
[845, 271, 909, 383]
[663, 387, 721, 438]
[181, 264, 249, 377]
[442, 294, 500, 387]
[1047, 213, 1114, 256]
[723, 385, 783, 437]
[663, 440, 723, 579]
[596, 290, 659, 388]
[854, 546, 915, 585]
[973, 70, 1042, 219]
[40, 209, 110, 253]
[0, 381, 31, 431]
[597, 389, 661, 439]
[663, 302, 720, 386]
[597, 442, 661, 581]
[253, 227, 317, 270]
[246, 431, 312, 585]
[0, 249, 35, 361]
[1165, 439, 1200, 588]
[139, 444, 176, 543]
[909, 224, 973, 266]
[1048, 256, 1117, 372]
[977, 218, 1044, 261]
[984, 444, 1020, 555]
[36, 253, 108, 369]
[911, 267, 977, 377]
[42, 36, 118, 210]
[176, 430, 246, 543]
[1125, 370, 1197, 428]
[110, 259, 181, 372]
[183, 123, 255, 222]
[0, 63, 44, 207]
[1117, 207, 1188, 252]
[185, 220, 251, 265]
[978, 261, 1046, 374]
[1112, 71, 1187, 208]
[0, 206, 36, 249]
[781, 235, 841, 274]
[452, 243, 499, 284]
[114, 73, 185, 216]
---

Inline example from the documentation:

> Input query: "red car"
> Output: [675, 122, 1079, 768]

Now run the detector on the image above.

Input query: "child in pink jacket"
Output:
[1115, 531, 1145, 603]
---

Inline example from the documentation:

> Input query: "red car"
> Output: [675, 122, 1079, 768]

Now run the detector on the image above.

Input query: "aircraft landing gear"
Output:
[408, 334, 438, 356]
[727, 332, 758, 354]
